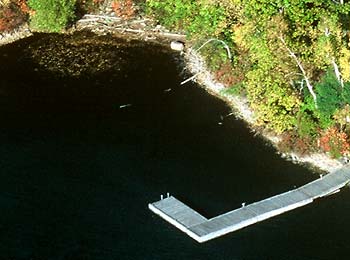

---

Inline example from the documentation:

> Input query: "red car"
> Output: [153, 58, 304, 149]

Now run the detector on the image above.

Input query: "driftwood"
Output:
[77, 14, 186, 41]
[180, 72, 202, 85]
[83, 14, 122, 21]
[78, 18, 100, 23]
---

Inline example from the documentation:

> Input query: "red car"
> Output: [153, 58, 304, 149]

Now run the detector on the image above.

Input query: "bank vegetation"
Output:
[1, 0, 350, 167]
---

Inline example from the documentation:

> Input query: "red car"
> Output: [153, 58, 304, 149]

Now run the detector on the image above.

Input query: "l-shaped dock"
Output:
[149, 166, 350, 243]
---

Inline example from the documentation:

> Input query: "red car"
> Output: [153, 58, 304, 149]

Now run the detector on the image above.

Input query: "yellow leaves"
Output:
[312, 36, 333, 69]
[231, 22, 254, 50]
[306, 17, 345, 70]
[246, 68, 301, 133]
[339, 47, 350, 82]
[321, 17, 342, 42]
[333, 104, 350, 127]
[213, 19, 228, 37]
[218, 0, 243, 19]
[0, 0, 11, 7]
[267, 14, 288, 39]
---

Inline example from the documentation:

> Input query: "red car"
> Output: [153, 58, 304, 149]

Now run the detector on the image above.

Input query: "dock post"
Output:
[167, 192, 170, 198]
[161, 194, 163, 200]
[242, 202, 246, 207]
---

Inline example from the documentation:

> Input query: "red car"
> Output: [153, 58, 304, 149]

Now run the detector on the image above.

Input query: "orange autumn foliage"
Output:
[111, 0, 134, 19]
[18, 0, 30, 14]
[318, 127, 350, 157]
[0, 0, 29, 32]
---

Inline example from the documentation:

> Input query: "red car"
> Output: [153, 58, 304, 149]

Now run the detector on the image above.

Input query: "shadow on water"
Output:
[0, 32, 349, 260]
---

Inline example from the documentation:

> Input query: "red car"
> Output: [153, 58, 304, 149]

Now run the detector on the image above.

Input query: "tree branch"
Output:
[279, 36, 318, 108]
[196, 38, 232, 61]
[324, 27, 345, 88]
[331, 58, 344, 88]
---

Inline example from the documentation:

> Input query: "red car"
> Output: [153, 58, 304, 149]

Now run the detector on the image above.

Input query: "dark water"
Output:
[0, 33, 349, 260]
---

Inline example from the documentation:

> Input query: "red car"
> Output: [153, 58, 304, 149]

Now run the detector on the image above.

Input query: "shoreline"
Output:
[0, 15, 345, 173]
[183, 48, 344, 173]
[0, 24, 32, 46]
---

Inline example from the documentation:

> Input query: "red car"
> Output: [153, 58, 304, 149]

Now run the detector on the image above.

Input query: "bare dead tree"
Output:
[324, 27, 345, 88]
[196, 38, 232, 61]
[279, 36, 318, 108]
[332, 58, 345, 88]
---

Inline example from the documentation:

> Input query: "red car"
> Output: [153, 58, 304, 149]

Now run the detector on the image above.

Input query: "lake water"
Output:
[0, 33, 349, 260]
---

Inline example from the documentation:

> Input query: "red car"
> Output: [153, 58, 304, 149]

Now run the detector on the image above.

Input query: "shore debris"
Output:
[119, 104, 132, 109]
[180, 72, 202, 85]
[76, 14, 186, 43]
[170, 41, 185, 52]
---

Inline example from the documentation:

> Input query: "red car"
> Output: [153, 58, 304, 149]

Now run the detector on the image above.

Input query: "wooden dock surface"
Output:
[149, 166, 350, 243]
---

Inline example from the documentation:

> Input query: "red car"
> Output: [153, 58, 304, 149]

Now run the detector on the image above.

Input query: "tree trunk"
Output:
[279, 36, 318, 108]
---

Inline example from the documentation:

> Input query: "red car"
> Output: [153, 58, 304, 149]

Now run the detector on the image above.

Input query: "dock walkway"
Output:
[149, 167, 350, 243]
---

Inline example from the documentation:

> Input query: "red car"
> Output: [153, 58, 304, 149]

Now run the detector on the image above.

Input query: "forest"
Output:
[1, 0, 350, 158]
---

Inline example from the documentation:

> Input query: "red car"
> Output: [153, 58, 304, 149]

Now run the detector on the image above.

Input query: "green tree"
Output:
[145, 0, 227, 38]
[146, 0, 350, 155]
[28, 0, 76, 32]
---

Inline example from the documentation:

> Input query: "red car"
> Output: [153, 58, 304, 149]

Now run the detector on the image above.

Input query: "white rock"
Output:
[170, 41, 184, 51]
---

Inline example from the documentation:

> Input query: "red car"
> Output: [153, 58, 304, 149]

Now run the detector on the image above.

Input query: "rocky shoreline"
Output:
[0, 24, 32, 46]
[0, 14, 345, 173]
[73, 14, 186, 44]
[183, 48, 345, 173]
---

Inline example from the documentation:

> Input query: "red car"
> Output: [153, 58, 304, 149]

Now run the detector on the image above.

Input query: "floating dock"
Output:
[149, 167, 350, 243]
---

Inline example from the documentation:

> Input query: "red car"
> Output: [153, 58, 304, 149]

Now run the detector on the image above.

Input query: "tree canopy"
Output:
[1, 0, 350, 157]
[147, 0, 350, 157]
